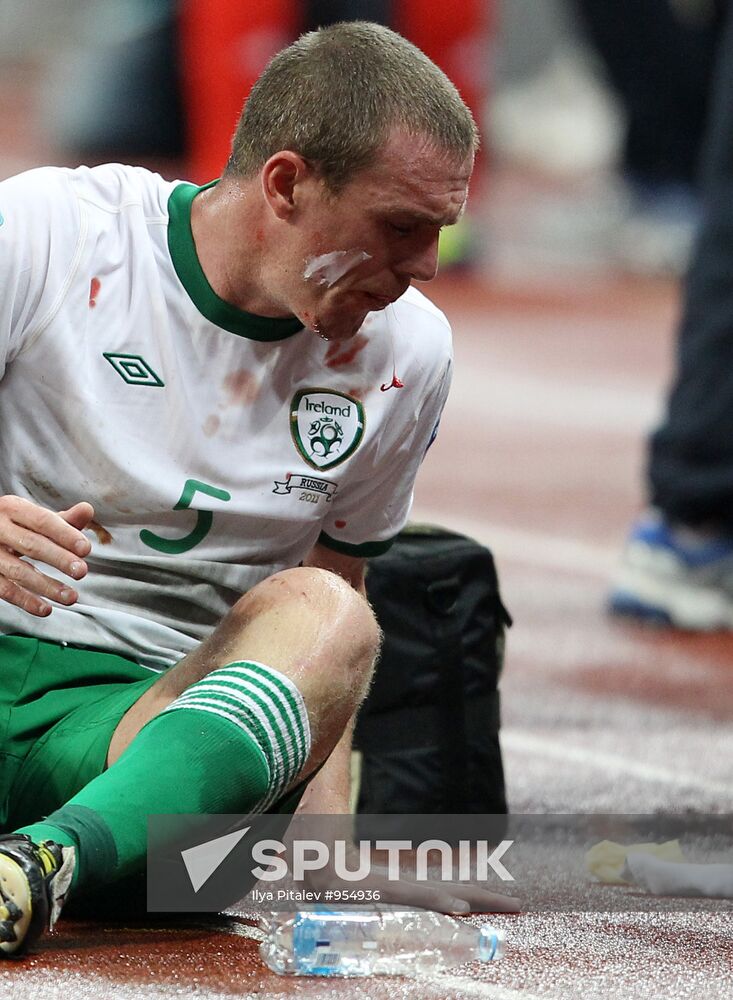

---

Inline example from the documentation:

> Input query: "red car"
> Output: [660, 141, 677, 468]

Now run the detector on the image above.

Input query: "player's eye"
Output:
[389, 222, 413, 236]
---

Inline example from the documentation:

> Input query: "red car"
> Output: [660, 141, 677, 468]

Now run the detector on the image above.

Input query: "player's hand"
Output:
[345, 870, 520, 915]
[0, 495, 95, 616]
[298, 843, 520, 915]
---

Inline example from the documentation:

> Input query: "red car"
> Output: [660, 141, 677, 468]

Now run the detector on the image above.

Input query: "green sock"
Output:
[18, 661, 311, 894]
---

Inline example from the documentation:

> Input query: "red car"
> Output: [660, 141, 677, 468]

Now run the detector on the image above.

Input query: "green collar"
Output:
[167, 181, 304, 342]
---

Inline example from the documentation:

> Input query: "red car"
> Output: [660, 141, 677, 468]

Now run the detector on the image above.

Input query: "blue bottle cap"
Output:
[478, 925, 506, 961]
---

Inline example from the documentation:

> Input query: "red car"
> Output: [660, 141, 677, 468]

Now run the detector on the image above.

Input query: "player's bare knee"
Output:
[231, 566, 379, 653]
[293, 565, 381, 679]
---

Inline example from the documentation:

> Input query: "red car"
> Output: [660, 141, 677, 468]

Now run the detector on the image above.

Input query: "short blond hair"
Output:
[225, 21, 479, 189]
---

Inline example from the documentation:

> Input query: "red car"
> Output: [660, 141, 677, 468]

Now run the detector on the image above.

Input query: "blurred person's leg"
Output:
[572, 0, 723, 274]
[42, 0, 185, 173]
[610, 1, 733, 629]
[573, 0, 718, 187]
[649, 0, 733, 527]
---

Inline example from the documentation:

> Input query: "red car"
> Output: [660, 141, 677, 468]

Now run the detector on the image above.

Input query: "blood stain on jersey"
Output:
[102, 490, 133, 514]
[325, 333, 368, 369]
[23, 469, 61, 500]
[380, 372, 404, 392]
[223, 369, 259, 406]
[334, 520, 347, 529]
[89, 277, 101, 308]
[88, 519, 113, 545]
[203, 414, 221, 437]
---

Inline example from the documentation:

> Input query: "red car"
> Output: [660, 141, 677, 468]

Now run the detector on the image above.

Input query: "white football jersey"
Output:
[0, 164, 452, 667]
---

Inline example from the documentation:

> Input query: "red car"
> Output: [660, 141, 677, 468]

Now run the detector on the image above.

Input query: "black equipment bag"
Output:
[355, 524, 512, 814]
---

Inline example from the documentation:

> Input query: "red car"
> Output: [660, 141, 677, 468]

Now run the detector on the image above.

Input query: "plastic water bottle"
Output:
[258, 908, 506, 976]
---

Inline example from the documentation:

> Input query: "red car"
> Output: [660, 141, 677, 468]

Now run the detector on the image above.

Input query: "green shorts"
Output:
[0, 635, 161, 830]
[0, 635, 311, 833]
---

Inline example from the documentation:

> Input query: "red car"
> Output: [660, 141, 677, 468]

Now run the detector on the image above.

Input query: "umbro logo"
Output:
[103, 352, 165, 387]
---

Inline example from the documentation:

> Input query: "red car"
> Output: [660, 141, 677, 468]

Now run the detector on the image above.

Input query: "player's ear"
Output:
[261, 151, 313, 220]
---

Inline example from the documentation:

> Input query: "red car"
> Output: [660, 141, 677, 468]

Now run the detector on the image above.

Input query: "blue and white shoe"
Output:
[609, 511, 733, 630]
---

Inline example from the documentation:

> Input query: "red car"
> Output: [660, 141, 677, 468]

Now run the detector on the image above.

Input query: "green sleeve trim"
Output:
[167, 181, 304, 342]
[317, 531, 396, 557]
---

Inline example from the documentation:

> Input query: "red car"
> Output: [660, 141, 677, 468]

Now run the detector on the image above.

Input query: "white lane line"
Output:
[411, 509, 618, 577]
[502, 731, 733, 799]
[418, 974, 546, 1000]
[450, 361, 663, 435]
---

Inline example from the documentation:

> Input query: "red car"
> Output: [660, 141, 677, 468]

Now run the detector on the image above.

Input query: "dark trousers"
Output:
[572, 0, 720, 186]
[648, 2, 733, 528]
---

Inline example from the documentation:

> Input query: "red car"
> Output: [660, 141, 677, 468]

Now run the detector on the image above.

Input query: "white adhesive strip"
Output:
[303, 249, 371, 287]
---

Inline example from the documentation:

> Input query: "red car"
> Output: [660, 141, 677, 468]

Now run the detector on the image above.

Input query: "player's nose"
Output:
[399, 236, 440, 283]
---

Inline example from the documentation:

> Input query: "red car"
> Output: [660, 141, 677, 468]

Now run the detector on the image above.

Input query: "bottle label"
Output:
[291, 911, 379, 976]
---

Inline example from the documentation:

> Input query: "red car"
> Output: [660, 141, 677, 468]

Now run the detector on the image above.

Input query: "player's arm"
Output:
[302, 540, 367, 596]
[296, 541, 368, 814]
[0, 168, 95, 617]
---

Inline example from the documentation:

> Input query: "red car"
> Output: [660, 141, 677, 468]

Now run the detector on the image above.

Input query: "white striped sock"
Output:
[162, 661, 311, 809]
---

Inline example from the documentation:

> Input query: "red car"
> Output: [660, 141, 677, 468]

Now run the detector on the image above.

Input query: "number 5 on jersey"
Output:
[140, 479, 232, 554]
